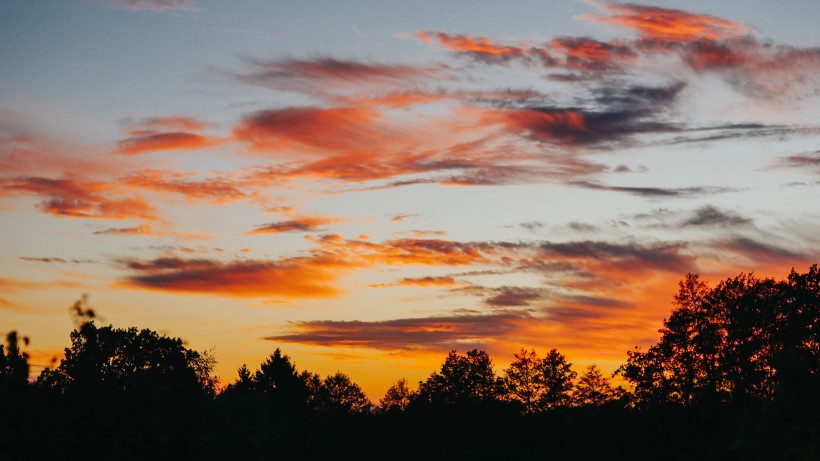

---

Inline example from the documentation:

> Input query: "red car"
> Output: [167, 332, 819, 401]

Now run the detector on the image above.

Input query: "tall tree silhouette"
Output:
[540, 348, 577, 410]
[504, 348, 542, 413]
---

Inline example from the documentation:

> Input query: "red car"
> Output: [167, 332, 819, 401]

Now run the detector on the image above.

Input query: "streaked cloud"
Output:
[584, 2, 751, 43]
[232, 56, 437, 94]
[1, 176, 158, 220]
[248, 216, 338, 234]
[121, 170, 248, 203]
[396, 276, 457, 287]
[115, 115, 222, 155]
[97, 0, 196, 12]
[266, 311, 531, 351]
[118, 254, 354, 298]
[93, 225, 154, 236]
[19, 256, 97, 264]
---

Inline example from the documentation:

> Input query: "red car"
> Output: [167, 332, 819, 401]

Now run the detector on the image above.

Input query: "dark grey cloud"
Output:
[716, 236, 802, 263]
[567, 221, 600, 233]
[485, 286, 544, 307]
[666, 123, 820, 145]
[519, 221, 546, 233]
[571, 180, 737, 198]
[231, 55, 436, 94]
[500, 82, 686, 148]
[537, 240, 694, 274]
[19, 256, 97, 264]
[682, 205, 752, 227]
[248, 217, 333, 234]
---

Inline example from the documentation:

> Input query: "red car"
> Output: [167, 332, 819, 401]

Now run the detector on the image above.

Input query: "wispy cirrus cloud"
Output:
[583, 2, 751, 43]
[413, 31, 549, 64]
[248, 216, 338, 234]
[121, 169, 249, 203]
[1, 176, 158, 220]
[93, 225, 154, 236]
[681, 205, 752, 228]
[19, 256, 97, 264]
[396, 276, 458, 287]
[115, 132, 223, 155]
[114, 115, 222, 155]
[232, 55, 438, 95]
[96, 0, 196, 12]
[570, 180, 737, 198]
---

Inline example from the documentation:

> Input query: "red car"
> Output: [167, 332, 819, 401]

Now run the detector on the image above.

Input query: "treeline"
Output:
[1, 266, 818, 460]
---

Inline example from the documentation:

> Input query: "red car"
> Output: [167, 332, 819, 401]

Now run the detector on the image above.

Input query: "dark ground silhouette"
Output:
[1, 265, 817, 460]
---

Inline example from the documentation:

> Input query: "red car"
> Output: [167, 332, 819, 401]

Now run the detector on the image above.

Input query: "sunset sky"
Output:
[2, 0, 819, 399]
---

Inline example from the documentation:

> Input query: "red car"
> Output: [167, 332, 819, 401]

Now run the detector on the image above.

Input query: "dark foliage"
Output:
[1, 265, 817, 460]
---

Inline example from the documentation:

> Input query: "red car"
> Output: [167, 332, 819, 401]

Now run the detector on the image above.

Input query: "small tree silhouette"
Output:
[573, 365, 615, 407]
[380, 377, 412, 413]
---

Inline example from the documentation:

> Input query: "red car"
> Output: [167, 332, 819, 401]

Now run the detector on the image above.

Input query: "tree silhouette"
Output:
[317, 372, 371, 414]
[504, 348, 542, 413]
[774, 265, 820, 400]
[380, 377, 412, 413]
[0, 331, 30, 394]
[573, 365, 615, 407]
[415, 349, 503, 406]
[36, 322, 214, 400]
[504, 348, 576, 412]
[540, 348, 577, 410]
[620, 265, 820, 409]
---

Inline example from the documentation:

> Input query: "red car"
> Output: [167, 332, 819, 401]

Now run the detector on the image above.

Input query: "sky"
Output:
[2, 0, 819, 399]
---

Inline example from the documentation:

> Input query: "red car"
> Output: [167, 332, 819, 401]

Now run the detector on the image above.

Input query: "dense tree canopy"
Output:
[0, 331, 29, 394]
[619, 266, 820, 409]
[414, 349, 504, 406]
[36, 322, 215, 400]
[2, 265, 817, 459]
[504, 348, 577, 412]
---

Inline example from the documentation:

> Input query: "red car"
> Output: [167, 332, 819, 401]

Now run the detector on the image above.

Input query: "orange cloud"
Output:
[390, 213, 419, 222]
[416, 31, 528, 57]
[114, 115, 221, 155]
[586, 2, 751, 43]
[248, 216, 338, 234]
[1, 176, 158, 220]
[115, 132, 223, 155]
[0, 277, 43, 292]
[396, 276, 458, 287]
[121, 169, 248, 203]
[549, 37, 636, 70]
[119, 254, 353, 298]
[234, 106, 385, 156]
[352, 238, 491, 266]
